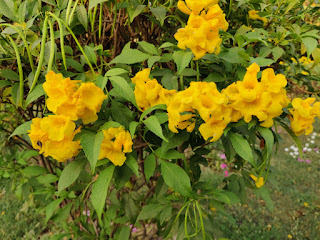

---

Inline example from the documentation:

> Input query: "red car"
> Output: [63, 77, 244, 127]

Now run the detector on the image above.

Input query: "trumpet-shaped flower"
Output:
[43, 72, 107, 124]
[248, 10, 268, 25]
[28, 115, 81, 162]
[99, 127, 133, 166]
[132, 69, 176, 111]
[178, 0, 219, 15]
[250, 174, 264, 188]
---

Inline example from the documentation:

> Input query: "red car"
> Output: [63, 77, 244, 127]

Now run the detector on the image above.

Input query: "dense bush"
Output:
[0, 0, 319, 239]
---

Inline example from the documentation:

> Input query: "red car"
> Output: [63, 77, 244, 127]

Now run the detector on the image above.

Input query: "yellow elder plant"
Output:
[4, 0, 320, 238]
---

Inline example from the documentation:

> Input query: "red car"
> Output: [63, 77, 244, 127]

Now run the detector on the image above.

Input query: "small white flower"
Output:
[285, 148, 289, 152]
[305, 143, 309, 147]
[289, 152, 294, 156]
[307, 148, 312, 152]
[317, 151, 319, 154]
[293, 147, 299, 152]
[303, 147, 308, 151]
[290, 145, 295, 149]
[310, 140, 315, 144]
[312, 132, 317, 136]
[311, 136, 315, 139]
[294, 151, 299, 155]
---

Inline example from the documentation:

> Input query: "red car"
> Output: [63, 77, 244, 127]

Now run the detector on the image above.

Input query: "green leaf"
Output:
[203, 72, 225, 82]
[312, 48, 320, 66]
[150, 6, 167, 25]
[111, 101, 134, 129]
[58, 158, 87, 192]
[10, 121, 32, 138]
[119, 226, 131, 240]
[0, 69, 19, 81]
[284, 0, 299, 14]
[129, 121, 139, 138]
[219, 48, 250, 64]
[110, 47, 150, 65]
[159, 42, 175, 49]
[46, 198, 64, 223]
[161, 73, 178, 90]
[25, 84, 45, 107]
[173, 51, 193, 74]
[0, 0, 19, 22]
[160, 206, 172, 225]
[250, 57, 274, 67]
[36, 174, 59, 185]
[88, 0, 107, 10]
[144, 153, 156, 183]
[128, 5, 145, 22]
[105, 68, 128, 77]
[137, 203, 164, 221]
[84, 45, 97, 65]
[302, 37, 318, 57]
[144, 116, 168, 142]
[272, 46, 285, 62]
[99, 121, 122, 130]
[22, 166, 48, 176]
[257, 127, 274, 157]
[91, 164, 115, 221]
[140, 104, 167, 122]
[161, 160, 192, 197]
[125, 155, 139, 177]
[148, 56, 162, 68]
[76, 5, 88, 31]
[109, 76, 137, 107]
[0, 80, 11, 88]
[229, 133, 254, 164]
[81, 131, 104, 173]
[138, 41, 158, 55]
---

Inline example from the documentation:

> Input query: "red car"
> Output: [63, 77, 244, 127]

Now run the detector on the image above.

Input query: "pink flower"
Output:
[297, 157, 304, 162]
[224, 170, 229, 177]
[305, 159, 311, 164]
[219, 153, 226, 160]
[314, 148, 319, 151]
[132, 228, 137, 233]
[220, 164, 227, 169]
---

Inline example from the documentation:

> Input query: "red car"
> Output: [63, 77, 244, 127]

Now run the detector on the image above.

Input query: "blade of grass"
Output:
[98, 3, 103, 39]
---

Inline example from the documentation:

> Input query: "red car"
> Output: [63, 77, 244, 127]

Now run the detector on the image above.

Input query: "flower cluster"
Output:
[175, 3, 228, 59]
[132, 64, 290, 143]
[28, 115, 81, 162]
[288, 98, 320, 135]
[224, 63, 290, 128]
[248, 10, 268, 25]
[43, 71, 107, 124]
[131, 69, 176, 111]
[99, 127, 133, 166]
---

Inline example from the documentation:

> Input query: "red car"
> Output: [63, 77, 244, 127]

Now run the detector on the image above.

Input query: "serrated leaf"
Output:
[10, 121, 32, 138]
[159, 42, 175, 49]
[76, 5, 88, 31]
[84, 45, 97, 65]
[81, 131, 104, 173]
[109, 76, 137, 107]
[91, 164, 115, 221]
[110, 48, 150, 65]
[58, 158, 86, 192]
[0, 69, 19, 81]
[105, 68, 128, 77]
[272, 46, 284, 62]
[302, 37, 318, 57]
[144, 116, 168, 142]
[138, 41, 158, 55]
[148, 56, 161, 68]
[137, 203, 164, 221]
[125, 155, 139, 177]
[161, 160, 192, 197]
[128, 5, 145, 22]
[129, 121, 139, 138]
[45, 198, 64, 223]
[89, 0, 107, 10]
[22, 166, 48, 176]
[0, 0, 19, 22]
[144, 153, 156, 183]
[119, 226, 131, 240]
[173, 51, 193, 74]
[230, 133, 254, 164]
[25, 84, 45, 107]
[150, 6, 167, 25]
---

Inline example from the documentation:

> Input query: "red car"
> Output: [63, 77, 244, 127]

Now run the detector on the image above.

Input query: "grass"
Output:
[214, 129, 320, 240]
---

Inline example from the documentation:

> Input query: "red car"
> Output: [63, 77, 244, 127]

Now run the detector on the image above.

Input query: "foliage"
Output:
[0, 0, 319, 239]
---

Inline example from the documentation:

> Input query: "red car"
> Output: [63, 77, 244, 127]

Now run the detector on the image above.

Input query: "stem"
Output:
[179, 75, 184, 90]
[47, 19, 55, 73]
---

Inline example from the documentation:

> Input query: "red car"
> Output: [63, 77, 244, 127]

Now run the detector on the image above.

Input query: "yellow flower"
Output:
[28, 115, 81, 162]
[43, 72, 107, 124]
[288, 98, 320, 135]
[132, 69, 176, 111]
[1, 211, 4, 215]
[288, 234, 293, 239]
[99, 127, 133, 166]
[174, 5, 228, 60]
[74, 82, 107, 124]
[250, 174, 264, 188]
[248, 10, 268, 25]
[304, 202, 309, 207]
